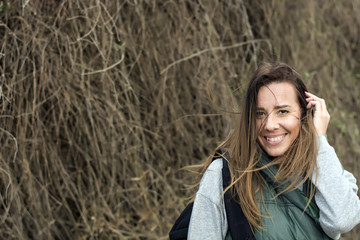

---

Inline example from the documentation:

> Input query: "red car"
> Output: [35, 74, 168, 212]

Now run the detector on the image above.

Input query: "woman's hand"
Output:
[305, 91, 330, 136]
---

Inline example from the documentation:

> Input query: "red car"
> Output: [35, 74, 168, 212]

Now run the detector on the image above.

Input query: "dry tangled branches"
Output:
[0, 0, 359, 239]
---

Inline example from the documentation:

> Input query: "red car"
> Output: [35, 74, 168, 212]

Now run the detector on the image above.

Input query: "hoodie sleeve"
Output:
[188, 159, 228, 239]
[312, 136, 360, 239]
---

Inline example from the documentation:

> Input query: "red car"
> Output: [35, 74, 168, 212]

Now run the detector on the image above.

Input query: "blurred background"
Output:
[0, 0, 359, 239]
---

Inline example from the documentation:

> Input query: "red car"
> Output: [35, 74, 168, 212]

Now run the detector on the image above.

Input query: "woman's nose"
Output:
[264, 114, 280, 131]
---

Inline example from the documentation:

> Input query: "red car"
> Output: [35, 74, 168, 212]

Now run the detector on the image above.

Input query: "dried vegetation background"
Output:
[0, 0, 359, 239]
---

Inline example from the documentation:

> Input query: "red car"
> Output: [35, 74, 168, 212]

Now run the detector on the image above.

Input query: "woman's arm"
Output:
[306, 91, 360, 239]
[312, 136, 360, 239]
[188, 159, 228, 239]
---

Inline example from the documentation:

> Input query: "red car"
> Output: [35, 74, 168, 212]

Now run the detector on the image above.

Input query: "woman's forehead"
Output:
[256, 82, 299, 108]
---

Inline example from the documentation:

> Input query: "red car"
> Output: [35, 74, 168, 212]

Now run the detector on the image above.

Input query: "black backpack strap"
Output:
[221, 154, 255, 240]
[169, 202, 194, 240]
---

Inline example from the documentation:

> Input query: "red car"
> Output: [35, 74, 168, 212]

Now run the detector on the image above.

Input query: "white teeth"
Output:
[266, 136, 283, 142]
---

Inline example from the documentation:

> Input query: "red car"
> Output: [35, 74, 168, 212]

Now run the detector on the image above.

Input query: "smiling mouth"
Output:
[264, 134, 286, 143]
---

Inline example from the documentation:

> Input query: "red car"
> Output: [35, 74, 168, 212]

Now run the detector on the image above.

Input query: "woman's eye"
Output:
[256, 112, 266, 118]
[279, 109, 289, 115]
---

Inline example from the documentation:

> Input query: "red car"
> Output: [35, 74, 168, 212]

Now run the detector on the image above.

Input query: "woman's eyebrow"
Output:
[274, 105, 290, 109]
[256, 105, 290, 110]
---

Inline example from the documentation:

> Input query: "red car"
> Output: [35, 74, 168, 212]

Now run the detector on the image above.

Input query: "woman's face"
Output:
[256, 82, 301, 157]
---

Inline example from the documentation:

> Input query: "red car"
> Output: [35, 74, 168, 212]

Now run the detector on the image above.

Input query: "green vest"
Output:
[254, 155, 331, 240]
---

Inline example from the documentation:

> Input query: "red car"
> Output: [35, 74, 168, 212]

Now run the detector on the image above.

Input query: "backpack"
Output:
[169, 150, 255, 240]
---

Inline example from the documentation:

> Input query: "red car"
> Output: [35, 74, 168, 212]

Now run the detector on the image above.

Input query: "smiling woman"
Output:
[173, 62, 360, 240]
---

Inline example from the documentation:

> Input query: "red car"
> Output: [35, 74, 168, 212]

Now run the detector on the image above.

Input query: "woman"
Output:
[188, 62, 360, 239]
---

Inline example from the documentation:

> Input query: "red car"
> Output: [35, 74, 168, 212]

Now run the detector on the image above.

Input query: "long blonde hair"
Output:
[201, 62, 318, 230]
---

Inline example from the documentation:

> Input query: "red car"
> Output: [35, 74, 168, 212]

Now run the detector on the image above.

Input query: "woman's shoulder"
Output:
[201, 158, 223, 183]
[197, 158, 224, 204]
[206, 158, 223, 171]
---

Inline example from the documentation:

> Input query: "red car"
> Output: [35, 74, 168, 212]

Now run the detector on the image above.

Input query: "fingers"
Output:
[305, 91, 320, 104]
[304, 91, 330, 136]
[306, 99, 321, 110]
[305, 91, 325, 110]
